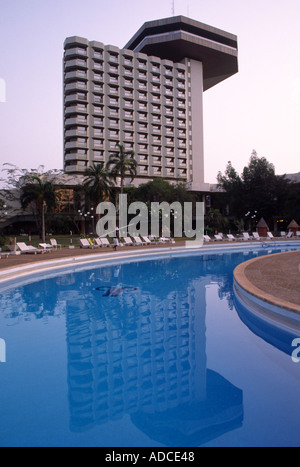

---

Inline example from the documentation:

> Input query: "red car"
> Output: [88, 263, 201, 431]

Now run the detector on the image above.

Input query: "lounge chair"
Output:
[50, 239, 61, 250]
[252, 232, 260, 240]
[154, 237, 166, 244]
[97, 237, 112, 247]
[267, 232, 275, 240]
[242, 233, 251, 241]
[17, 243, 45, 254]
[123, 237, 135, 246]
[141, 236, 152, 245]
[88, 238, 100, 248]
[0, 252, 10, 259]
[80, 238, 96, 249]
[287, 231, 294, 239]
[39, 243, 53, 252]
[148, 235, 160, 244]
[227, 234, 237, 241]
[203, 235, 212, 242]
[159, 237, 175, 244]
[133, 236, 145, 246]
[214, 234, 223, 241]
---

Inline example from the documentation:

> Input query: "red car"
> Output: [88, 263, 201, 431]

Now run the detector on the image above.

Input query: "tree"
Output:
[106, 143, 137, 194]
[83, 162, 114, 206]
[217, 161, 243, 218]
[20, 175, 57, 242]
[217, 151, 290, 228]
[206, 208, 228, 234]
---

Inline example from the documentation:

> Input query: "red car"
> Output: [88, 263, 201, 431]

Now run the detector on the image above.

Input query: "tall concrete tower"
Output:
[63, 16, 238, 192]
[124, 16, 238, 191]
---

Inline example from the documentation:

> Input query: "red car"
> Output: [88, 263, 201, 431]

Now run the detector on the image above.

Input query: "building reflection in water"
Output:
[64, 257, 244, 446]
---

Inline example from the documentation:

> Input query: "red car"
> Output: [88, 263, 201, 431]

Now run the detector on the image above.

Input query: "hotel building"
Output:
[63, 16, 238, 192]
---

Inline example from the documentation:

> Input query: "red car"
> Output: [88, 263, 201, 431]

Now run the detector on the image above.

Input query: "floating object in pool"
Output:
[96, 285, 138, 297]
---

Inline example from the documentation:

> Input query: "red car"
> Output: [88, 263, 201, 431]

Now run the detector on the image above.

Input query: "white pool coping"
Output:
[0, 239, 300, 289]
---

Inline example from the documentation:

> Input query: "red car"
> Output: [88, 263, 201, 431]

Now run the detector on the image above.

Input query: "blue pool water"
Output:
[0, 246, 300, 447]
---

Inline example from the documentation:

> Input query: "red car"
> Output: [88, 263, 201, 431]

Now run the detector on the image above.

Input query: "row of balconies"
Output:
[65, 119, 187, 137]
[64, 78, 186, 100]
[64, 97, 186, 116]
[65, 161, 187, 178]
[64, 45, 186, 72]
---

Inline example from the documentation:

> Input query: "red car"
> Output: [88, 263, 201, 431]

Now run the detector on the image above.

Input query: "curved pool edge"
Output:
[233, 252, 300, 334]
[1, 240, 300, 294]
[0, 241, 279, 284]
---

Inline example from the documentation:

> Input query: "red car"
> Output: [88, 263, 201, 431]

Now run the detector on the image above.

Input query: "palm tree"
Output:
[83, 162, 114, 206]
[20, 176, 56, 243]
[106, 143, 138, 194]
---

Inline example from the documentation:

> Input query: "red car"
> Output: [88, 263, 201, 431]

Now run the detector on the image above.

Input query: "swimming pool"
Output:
[0, 245, 300, 447]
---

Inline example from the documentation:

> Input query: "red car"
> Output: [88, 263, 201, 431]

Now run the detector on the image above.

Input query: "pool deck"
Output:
[1, 240, 300, 313]
[234, 250, 300, 313]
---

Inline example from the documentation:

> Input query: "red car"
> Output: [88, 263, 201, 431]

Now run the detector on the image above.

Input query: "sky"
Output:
[0, 0, 299, 183]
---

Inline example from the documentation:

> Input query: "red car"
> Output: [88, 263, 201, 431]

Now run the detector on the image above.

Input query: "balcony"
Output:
[65, 141, 87, 150]
[65, 70, 87, 82]
[65, 82, 87, 93]
[65, 105, 88, 116]
[93, 139, 104, 149]
[93, 73, 104, 82]
[65, 93, 87, 104]
[166, 168, 175, 177]
[64, 47, 87, 59]
[65, 153, 88, 162]
[65, 58, 88, 70]
[178, 159, 187, 167]
[65, 117, 88, 127]
[178, 169, 187, 178]
[93, 50, 103, 60]
[138, 166, 149, 176]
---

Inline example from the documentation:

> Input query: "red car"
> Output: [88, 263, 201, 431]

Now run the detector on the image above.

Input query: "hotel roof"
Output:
[125, 15, 238, 91]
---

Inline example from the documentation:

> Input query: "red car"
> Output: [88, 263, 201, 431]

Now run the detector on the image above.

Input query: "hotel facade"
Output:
[63, 16, 238, 192]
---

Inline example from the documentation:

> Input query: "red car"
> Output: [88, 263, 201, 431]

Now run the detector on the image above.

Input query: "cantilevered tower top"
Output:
[125, 15, 238, 91]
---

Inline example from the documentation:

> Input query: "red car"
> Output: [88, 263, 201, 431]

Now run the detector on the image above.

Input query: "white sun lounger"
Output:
[97, 237, 112, 247]
[203, 235, 212, 242]
[227, 234, 237, 241]
[267, 232, 275, 240]
[39, 243, 53, 252]
[17, 243, 45, 254]
[133, 236, 145, 246]
[242, 233, 251, 241]
[0, 252, 10, 259]
[141, 236, 152, 245]
[50, 239, 61, 250]
[214, 234, 223, 241]
[123, 237, 135, 246]
[80, 238, 96, 249]
[252, 232, 260, 240]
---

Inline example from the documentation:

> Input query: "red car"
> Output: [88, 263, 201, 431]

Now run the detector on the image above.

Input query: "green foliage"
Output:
[217, 150, 291, 226]
[206, 208, 229, 233]
[0, 234, 7, 248]
[83, 162, 114, 205]
[125, 178, 195, 204]
[106, 143, 138, 193]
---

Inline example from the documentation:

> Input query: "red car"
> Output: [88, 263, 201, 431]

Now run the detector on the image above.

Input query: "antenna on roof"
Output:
[171, 0, 175, 16]
[187, 0, 190, 17]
